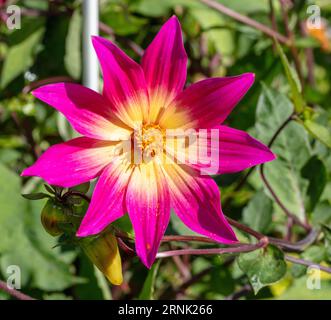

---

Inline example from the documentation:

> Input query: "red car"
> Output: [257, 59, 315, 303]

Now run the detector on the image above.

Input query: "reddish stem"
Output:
[0, 280, 35, 300]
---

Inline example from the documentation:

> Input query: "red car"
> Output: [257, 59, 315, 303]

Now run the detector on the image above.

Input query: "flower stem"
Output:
[164, 219, 317, 252]
[279, 0, 304, 87]
[0, 280, 35, 300]
[285, 255, 331, 274]
[259, 165, 311, 231]
[258, 112, 311, 231]
[99, 22, 144, 57]
[200, 0, 290, 45]
[224, 113, 294, 209]
[156, 237, 269, 259]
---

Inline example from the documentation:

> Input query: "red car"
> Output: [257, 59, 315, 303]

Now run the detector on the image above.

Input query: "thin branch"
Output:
[99, 22, 144, 57]
[300, 21, 315, 87]
[285, 217, 294, 241]
[259, 165, 310, 231]
[279, 0, 304, 87]
[175, 266, 213, 293]
[11, 111, 41, 160]
[285, 255, 331, 274]
[63, 192, 316, 254]
[267, 228, 318, 252]
[224, 113, 294, 209]
[116, 237, 135, 257]
[267, 113, 294, 147]
[225, 284, 252, 300]
[23, 76, 75, 94]
[173, 256, 191, 280]
[156, 237, 269, 258]
[227, 217, 318, 252]
[269, 0, 279, 37]
[226, 217, 264, 239]
[258, 112, 311, 231]
[200, 0, 290, 45]
[0, 280, 35, 300]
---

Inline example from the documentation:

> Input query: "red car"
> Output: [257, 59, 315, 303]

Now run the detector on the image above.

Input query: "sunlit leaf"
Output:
[238, 245, 287, 294]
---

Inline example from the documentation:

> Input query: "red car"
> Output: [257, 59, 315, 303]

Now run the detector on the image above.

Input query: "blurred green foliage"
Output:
[0, 0, 331, 300]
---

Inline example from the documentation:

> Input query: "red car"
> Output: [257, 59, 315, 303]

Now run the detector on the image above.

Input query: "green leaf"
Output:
[0, 19, 45, 88]
[312, 202, 331, 228]
[189, 8, 234, 57]
[64, 9, 82, 80]
[301, 156, 327, 213]
[73, 253, 105, 300]
[243, 191, 273, 233]
[139, 260, 160, 300]
[44, 184, 55, 194]
[0, 164, 80, 291]
[303, 119, 331, 149]
[237, 245, 287, 294]
[22, 192, 50, 200]
[255, 85, 311, 222]
[302, 245, 326, 263]
[322, 225, 331, 263]
[57, 113, 77, 140]
[101, 6, 147, 36]
[276, 277, 331, 300]
[290, 263, 307, 278]
[275, 41, 305, 113]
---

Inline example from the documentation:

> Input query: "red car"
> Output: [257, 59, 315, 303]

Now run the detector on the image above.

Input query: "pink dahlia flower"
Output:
[22, 16, 275, 268]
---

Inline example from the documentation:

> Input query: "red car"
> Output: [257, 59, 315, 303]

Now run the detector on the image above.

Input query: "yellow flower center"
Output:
[133, 123, 165, 163]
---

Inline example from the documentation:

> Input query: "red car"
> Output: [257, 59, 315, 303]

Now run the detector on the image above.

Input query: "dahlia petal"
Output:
[160, 73, 255, 129]
[142, 16, 187, 122]
[215, 125, 276, 174]
[76, 160, 132, 237]
[32, 83, 131, 141]
[21, 137, 118, 188]
[166, 125, 275, 174]
[126, 163, 170, 268]
[92, 36, 149, 126]
[162, 162, 237, 244]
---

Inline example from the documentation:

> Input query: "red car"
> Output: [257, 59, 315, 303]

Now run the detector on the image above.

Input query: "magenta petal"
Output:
[22, 137, 118, 188]
[76, 160, 132, 237]
[163, 163, 237, 244]
[32, 83, 131, 141]
[142, 16, 187, 95]
[161, 73, 255, 129]
[177, 125, 276, 174]
[92, 36, 149, 126]
[126, 163, 170, 268]
[217, 125, 276, 174]
[142, 16, 187, 121]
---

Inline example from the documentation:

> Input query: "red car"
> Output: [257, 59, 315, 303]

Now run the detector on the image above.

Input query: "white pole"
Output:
[82, 1, 111, 296]
[82, 0, 99, 91]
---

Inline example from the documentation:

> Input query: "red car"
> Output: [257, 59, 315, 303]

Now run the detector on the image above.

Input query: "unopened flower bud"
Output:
[41, 199, 67, 236]
[80, 232, 123, 285]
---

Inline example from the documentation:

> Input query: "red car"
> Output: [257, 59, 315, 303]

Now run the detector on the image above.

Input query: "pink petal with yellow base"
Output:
[32, 83, 131, 141]
[22, 137, 118, 188]
[142, 16, 187, 122]
[77, 160, 133, 237]
[160, 73, 255, 130]
[92, 36, 149, 127]
[126, 163, 170, 268]
[162, 162, 237, 244]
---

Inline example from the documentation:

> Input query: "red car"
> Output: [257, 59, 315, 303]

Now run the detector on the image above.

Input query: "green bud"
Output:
[41, 199, 68, 236]
[79, 232, 123, 285]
